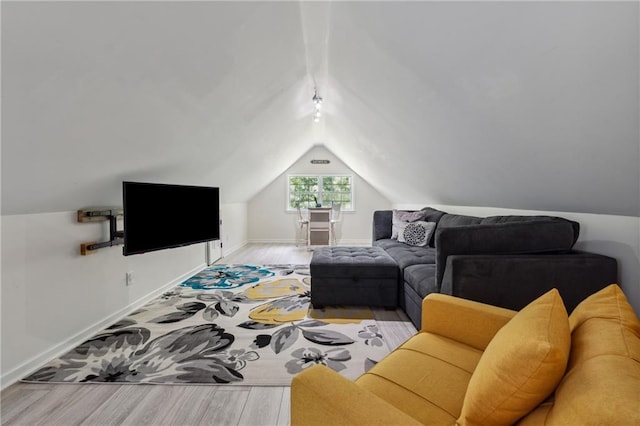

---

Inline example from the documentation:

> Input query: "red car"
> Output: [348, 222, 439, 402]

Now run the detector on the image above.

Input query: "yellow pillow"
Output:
[569, 283, 640, 334]
[457, 289, 570, 426]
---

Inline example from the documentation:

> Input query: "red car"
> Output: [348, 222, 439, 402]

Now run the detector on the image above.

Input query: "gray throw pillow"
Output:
[392, 210, 427, 239]
[398, 221, 436, 247]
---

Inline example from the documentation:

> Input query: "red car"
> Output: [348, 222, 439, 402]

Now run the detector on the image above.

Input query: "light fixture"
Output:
[312, 88, 323, 123]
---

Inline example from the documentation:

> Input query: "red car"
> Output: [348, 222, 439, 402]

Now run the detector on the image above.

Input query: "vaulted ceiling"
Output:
[2, 1, 639, 216]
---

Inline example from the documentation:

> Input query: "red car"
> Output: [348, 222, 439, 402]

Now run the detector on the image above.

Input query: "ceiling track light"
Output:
[312, 88, 323, 123]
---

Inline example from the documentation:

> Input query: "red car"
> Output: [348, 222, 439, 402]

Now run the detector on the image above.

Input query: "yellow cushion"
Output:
[519, 284, 640, 425]
[568, 283, 640, 366]
[458, 289, 570, 426]
[357, 332, 484, 424]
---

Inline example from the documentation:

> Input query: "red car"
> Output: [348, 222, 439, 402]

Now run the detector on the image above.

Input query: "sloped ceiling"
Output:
[2, 1, 639, 216]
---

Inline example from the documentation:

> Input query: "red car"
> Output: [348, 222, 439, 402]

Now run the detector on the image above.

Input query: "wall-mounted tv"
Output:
[123, 181, 220, 256]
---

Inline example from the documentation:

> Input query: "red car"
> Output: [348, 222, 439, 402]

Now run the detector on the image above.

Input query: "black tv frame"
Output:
[122, 181, 220, 256]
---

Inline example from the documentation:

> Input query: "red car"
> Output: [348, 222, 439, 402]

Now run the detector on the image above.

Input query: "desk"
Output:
[308, 207, 332, 247]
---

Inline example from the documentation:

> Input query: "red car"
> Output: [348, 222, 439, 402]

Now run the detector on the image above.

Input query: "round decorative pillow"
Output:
[398, 221, 435, 247]
[403, 222, 427, 246]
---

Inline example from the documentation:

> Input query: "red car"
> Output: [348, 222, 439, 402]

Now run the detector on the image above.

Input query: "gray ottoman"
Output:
[310, 246, 399, 308]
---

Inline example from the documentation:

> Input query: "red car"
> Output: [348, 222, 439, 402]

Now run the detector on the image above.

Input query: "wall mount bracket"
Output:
[78, 207, 124, 255]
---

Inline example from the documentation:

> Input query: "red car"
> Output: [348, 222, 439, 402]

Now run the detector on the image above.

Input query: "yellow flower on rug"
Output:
[248, 293, 311, 324]
[243, 278, 309, 300]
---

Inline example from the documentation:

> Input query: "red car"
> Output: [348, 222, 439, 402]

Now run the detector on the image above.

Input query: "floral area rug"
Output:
[22, 264, 391, 385]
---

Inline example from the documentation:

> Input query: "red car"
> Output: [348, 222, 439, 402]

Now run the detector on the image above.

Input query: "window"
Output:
[288, 175, 353, 211]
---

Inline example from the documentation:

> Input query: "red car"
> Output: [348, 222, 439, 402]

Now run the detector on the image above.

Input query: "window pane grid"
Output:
[288, 175, 353, 211]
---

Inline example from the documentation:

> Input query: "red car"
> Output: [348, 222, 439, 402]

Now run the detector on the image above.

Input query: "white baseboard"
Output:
[220, 241, 248, 259]
[247, 238, 371, 246]
[0, 263, 206, 390]
[247, 238, 295, 244]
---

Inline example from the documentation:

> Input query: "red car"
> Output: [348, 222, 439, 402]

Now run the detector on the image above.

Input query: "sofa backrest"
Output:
[434, 220, 579, 287]
[518, 284, 640, 425]
[438, 213, 483, 228]
[481, 215, 580, 246]
[372, 210, 394, 241]
[373, 209, 580, 249]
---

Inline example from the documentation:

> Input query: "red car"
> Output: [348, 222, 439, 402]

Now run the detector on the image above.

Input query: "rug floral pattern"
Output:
[23, 264, 391, 385]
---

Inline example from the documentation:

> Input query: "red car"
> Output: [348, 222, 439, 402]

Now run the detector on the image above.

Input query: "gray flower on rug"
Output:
[285, 347, 352, 374]
[358, 325, 384, 347]
[147, 289, 252, 324]
[213, 349, 260, 370]
[23, 324, 246, 384]
[181, 264, 275, 290]
[197, 290, 251, 321]
[263, 264, 311, 276]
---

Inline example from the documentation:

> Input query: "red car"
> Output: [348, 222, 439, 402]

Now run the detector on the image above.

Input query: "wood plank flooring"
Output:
[1, 243, 416, 426]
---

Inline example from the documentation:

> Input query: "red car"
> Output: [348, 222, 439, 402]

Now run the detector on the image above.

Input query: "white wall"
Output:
[247, 145, 391, 245]
[324, 2, 639, 218]
[396, 203, 640, 316]
[220, 202, 249, 256]
[0, 203, 249, 389]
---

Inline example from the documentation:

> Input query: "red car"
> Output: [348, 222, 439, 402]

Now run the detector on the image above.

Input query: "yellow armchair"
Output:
[292, 293, 515, 426]
[291, 285, 640, 426]
[291, 365, 422, 426]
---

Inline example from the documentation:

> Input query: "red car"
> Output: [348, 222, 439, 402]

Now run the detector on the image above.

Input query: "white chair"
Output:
[296, 206, 309, 247]
[330, 203, 342, 245]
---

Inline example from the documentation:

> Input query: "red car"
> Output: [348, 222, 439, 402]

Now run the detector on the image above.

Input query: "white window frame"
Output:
[287, 174, 354, 212]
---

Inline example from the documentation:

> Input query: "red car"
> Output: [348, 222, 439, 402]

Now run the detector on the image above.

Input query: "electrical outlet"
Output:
[126, 271, 135, 286]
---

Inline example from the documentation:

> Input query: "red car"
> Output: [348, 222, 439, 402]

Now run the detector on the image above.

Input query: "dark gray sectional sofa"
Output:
[373, 207, 618, 328]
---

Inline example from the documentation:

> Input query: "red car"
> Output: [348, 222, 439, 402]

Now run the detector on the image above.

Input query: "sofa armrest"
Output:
[421, 293, 515, 351]
[439, 252, 617, 313]
[372, 210, 393, 242]
[434, 220, 577, 286]
[291, 365, 422, 426]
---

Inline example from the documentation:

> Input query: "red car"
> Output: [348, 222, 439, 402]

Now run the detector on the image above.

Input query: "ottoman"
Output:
[310, 246, 399, 308]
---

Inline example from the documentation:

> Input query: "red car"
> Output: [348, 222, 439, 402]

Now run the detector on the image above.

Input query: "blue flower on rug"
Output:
[181, 264, 275, 290]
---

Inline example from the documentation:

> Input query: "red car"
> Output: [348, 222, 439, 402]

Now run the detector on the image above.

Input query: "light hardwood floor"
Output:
[1, 244, 416, 426]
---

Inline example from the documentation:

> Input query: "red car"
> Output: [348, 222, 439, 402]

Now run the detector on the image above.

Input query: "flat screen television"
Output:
[123, 181, 220, 256]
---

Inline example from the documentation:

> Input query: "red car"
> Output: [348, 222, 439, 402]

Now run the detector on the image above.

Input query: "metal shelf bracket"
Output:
[78, 207, 124, 255]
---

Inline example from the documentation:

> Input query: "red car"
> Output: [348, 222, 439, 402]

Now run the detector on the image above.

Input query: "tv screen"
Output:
[123, 181, 220, 256]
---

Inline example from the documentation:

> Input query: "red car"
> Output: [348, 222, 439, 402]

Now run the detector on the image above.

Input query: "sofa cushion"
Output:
[432, 213, 483, 248]
[420, 207, 447, 245]
[520, 285, 640, 425]
[481, 215, 580, 245]
[373, 239, 435, 271]
[420, 206, 447, 223]
[372, 238, 402, 250]
[434, 220, 578, 287]
[569, 283, 640, 366]
[356, 332, 483, 425]
[372, 210, 394, 240]
[404, 264, 438, 298]
[458, 289, 570, 426]
[437, 213, 483, 228]
[440, 252, 616, 314]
